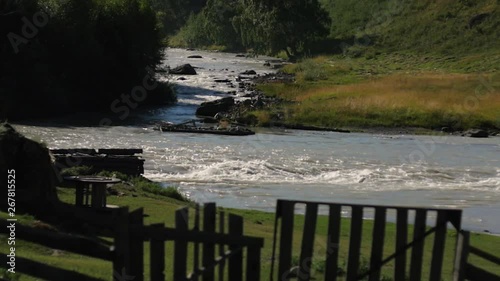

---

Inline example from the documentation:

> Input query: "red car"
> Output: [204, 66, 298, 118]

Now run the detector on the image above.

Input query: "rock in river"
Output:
[188, 55, 203, 58]
[196, 97, 235, 117]
[169, 64, 197, 75]
[240, 70, 257, 75]
[465, 129, 489, 138]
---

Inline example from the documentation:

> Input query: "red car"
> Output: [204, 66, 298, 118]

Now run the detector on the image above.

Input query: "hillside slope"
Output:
[321, 0, 499, 64]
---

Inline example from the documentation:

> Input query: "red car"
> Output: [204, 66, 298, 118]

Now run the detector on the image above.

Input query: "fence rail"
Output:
[127, 203, 264, 281]
[0, 203, 263, 281]
[454, 230, 500, 281]
[271, 199, 463, 281]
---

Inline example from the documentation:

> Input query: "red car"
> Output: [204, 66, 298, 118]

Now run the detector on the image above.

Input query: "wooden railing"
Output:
[0, 203, 263, 281]
[453, 231, 500, 281]
[270, 199, 463, 281]
[0, 206, 126, 281]
[128, 203, 264, 281]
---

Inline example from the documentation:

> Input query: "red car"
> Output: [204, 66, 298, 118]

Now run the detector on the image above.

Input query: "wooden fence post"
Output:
[150, 223, 165, 281]
[325, 204, 342, 281]
[203, 203, 216, 281]
[298, 203, 318, 281]
[410, 209, 427, 281]
[129, 208, 144, 281]
[175, 207, 189, 281]
[277, 201, 295, 281]
[219, 211, 226, 281]
[346, 206, 363, 281]
[453, 231, 470, 281]
[229, 214, 243, 281]
[113, 207, 130, 280]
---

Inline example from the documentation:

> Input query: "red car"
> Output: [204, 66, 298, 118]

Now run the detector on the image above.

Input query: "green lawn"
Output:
[1, 186, 499, 281]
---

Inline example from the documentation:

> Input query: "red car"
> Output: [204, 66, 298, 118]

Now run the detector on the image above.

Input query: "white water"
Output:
[14, 48, 500, 233]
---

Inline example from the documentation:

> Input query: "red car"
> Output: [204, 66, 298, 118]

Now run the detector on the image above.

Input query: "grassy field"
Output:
[1, 183, 500, 281]
[255, 54, 500, 131]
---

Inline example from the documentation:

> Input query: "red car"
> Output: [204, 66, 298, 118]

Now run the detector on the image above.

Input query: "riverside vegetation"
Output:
[1, 181, 499, 281]
[171, 0, 499, 132]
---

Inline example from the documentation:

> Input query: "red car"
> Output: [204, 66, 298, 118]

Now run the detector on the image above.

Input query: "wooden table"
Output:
[64, 176, 121, 208]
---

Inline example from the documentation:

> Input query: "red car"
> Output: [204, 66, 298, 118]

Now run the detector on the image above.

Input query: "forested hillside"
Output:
[172, 0, 499, 62]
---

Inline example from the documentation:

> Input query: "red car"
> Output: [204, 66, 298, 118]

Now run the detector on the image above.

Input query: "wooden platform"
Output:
[51, 148, 145, 176]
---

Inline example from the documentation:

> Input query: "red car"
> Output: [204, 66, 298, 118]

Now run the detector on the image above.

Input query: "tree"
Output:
[234, 0, 331, 57]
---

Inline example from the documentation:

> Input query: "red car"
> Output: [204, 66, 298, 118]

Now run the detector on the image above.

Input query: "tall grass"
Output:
[265, 71, 500, 130]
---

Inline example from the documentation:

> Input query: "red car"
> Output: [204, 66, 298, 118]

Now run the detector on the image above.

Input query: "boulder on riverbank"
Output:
[169, 64, 197, 75]
[240, 70, 257, 75]
[196, 97, 235, 118]
[464, 129, 489, 138]
[0, 123, 59, 214]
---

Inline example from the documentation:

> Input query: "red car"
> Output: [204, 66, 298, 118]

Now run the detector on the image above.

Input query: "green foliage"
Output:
[234, 0, 330, 57]
[319, 0, 500, 57]
[60, 166, 94, 177]
[0, 0, 175, 120]
[129, 177, 190, 202]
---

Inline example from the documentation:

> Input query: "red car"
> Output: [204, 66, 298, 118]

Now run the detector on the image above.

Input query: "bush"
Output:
[0, 0, 175, 120]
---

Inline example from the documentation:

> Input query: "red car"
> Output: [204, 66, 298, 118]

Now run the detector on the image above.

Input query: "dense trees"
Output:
[235, 0, 330, 57]
[0, 0, 176, 120]
[173, 0, 331, 56]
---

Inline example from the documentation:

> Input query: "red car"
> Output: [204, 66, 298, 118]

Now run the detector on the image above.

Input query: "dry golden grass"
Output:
[285, 73, 500, 129]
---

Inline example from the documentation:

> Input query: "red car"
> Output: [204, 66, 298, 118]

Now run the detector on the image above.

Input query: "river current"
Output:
[14, 48, 500, 233]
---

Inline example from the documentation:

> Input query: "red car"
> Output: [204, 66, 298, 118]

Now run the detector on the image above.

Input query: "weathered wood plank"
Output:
[368, 207, 386, 281]
[277, 200, 295, 281]
[469, 246, 500, 265]
[246, 245, 262, 281]
[298, 203, 318, 281]
[325, 204, 341, 281]
[150, 223, 165, 281]
[219, 211, 225, 281]
[113, 207, 130, 279]
[394, 209, 408, 281]
[175, 207, 189, 281]
[229, 214, 244, 281]
[346, 206, 363, 281]
[203, 203, 216, 281]
[193, 204, 201, 281]
[75, 182, 85, 206]
[97, 148, 143, 155]
[129, 208, 144, 281]
[50, 148, 97, 155]
[430, 211, 448, 281]
[132, 226, 263, 246]
[465, 264, 500, 281]
[409, 209, 427, 281]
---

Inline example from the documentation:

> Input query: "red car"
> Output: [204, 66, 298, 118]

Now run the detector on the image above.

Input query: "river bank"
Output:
[198, 66, 499, 137]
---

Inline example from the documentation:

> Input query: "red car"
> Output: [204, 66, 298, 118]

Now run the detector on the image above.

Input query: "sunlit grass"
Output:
[262, 66, 500, 130]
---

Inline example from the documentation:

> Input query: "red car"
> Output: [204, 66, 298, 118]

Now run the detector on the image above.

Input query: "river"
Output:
[13, 48, 500, 233]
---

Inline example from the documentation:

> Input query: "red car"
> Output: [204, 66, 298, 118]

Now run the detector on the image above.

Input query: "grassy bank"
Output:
[2, 184, 500, 281]
[255, 54, 500, 131]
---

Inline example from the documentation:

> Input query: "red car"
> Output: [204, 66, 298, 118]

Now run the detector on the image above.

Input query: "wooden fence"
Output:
[270, 199, 464, 281]
[127, 203, 264, 281]
[454, 231, 500, 281]
[0, 203, 263, 281]
[0, 206, 123, 281]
